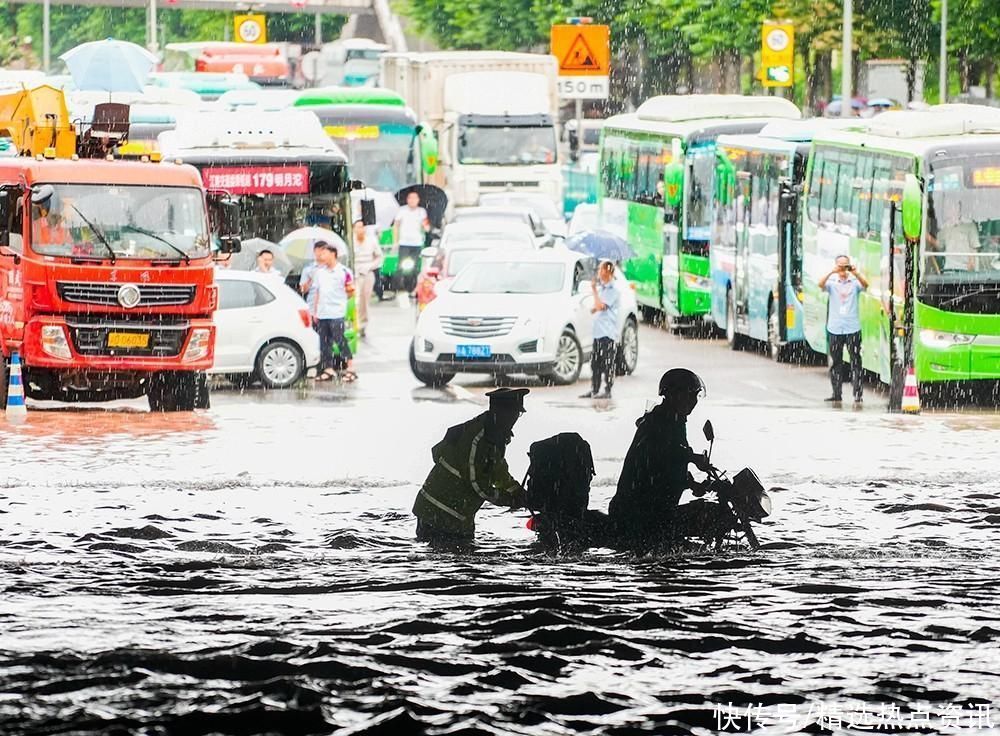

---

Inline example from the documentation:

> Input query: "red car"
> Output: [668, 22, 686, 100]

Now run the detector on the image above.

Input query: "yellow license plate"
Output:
[107, 332, 149, 349]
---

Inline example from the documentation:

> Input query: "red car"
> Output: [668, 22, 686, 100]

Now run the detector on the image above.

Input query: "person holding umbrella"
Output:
[581, 259, 621, 400]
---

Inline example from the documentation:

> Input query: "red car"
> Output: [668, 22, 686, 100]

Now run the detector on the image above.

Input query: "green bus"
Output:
[598, 95, 801, 326]
[294, 87, 438, 286]
[801, 106, 1000, 399]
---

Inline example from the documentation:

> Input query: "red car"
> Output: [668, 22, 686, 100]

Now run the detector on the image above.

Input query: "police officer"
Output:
[412, 387, 529, 543]
[608, 368, 718, 546]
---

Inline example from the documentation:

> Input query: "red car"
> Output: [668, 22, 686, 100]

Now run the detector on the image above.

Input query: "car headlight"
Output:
[183, 328, 212, 362]
[682, 273, 712, 291]
[41, 325, 72, 360]
[919, 329, 975, 348]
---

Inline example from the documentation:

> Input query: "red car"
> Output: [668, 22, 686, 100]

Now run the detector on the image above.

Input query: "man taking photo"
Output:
[819, 255, 869, 404]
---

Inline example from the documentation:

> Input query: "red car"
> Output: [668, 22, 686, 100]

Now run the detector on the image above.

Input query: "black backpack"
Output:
[524, 433, 595, 518]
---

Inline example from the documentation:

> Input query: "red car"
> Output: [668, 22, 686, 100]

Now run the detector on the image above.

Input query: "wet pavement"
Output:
[2, 300, 1000, 735]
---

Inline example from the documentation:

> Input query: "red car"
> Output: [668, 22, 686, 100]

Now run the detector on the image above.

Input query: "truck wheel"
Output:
[0, 358, 8, 410]
[147, 372, 198, 412]
[409, 340, 453, 387]
[194, 372, 211, 410]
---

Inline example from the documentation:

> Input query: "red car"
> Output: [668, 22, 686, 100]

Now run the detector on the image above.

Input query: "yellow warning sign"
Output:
[551, 24, 609, 77]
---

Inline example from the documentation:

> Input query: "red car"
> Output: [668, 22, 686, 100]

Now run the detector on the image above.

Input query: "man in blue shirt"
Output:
[819, 255, 869, 403]
[581, 260, 621, 400]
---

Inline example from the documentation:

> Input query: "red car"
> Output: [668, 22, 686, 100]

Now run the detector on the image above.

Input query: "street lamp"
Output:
[939, 0, 947, 103]
[841, 0, 852, 118]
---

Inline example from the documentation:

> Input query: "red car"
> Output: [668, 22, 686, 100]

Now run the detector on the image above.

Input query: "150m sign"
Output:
[557, 77, 610, 99]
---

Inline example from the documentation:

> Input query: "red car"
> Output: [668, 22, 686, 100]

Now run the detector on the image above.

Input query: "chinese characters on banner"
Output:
[202, 166, 310, 195]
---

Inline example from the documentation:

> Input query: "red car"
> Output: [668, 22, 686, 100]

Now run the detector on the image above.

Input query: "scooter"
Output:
[525, 422, 772, 552]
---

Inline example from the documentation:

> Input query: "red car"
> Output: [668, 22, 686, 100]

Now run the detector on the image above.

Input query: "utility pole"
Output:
[315, 13, 323, 46]
[149, 0, 158, 54]
[42, 0, 50, 72]
[841, 0, 853, 118]
[939, 0, 948, 103]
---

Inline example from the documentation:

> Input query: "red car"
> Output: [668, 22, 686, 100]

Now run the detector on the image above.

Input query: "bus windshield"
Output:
[925, 155, 1000, 283]
[31, 184, 209, 260]
[324, 122, 415, 191]
[458, 125, 557, 166]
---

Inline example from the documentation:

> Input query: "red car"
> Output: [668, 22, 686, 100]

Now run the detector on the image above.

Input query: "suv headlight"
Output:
[919, 329, 975, 348]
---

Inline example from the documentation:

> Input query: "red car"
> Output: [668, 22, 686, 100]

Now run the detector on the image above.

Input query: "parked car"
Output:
[410, 250, 639, 387]
[451, 206, 554, 248]
[478, 193, 568, 238]
[211, 271, 320, 389]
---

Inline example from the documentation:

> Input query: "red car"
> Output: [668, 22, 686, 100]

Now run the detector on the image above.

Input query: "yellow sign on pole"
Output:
[234, 14, 267, 45]
[761, 22, 794, 88]
[551, 24, 610, 77]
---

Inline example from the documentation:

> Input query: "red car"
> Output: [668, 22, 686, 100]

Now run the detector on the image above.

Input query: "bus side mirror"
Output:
[207, 192, 242, 254]
[663, 162, 684, 209]
[360, 198, 376, 226]
[418, 122, 438, 175]
[901, 173, 922, 241]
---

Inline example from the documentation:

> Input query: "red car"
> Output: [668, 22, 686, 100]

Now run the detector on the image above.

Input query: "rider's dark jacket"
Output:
[608, 403, 691, 535]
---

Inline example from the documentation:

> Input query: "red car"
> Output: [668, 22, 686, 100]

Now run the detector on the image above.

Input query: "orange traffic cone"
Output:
[901, 366, 920, 414]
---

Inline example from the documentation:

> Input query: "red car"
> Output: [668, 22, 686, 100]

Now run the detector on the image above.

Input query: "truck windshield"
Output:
[31, 184, 209, 260]
[924, 155, 1000, 283]
[458, 125, 557, 166]
[324, 123, 415, 191]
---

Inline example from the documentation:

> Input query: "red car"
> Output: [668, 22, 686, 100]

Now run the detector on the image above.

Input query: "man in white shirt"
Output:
[393, 191, 430, 292]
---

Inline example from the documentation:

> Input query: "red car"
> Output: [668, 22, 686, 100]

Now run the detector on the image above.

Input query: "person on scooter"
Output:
[608, 368, 730, 547]
[412, 388, 529, 544]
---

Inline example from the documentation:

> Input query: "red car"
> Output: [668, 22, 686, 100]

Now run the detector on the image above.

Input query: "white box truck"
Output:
[380, 51, 562, 208]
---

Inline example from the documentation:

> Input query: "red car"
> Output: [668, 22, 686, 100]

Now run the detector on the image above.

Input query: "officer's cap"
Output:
[487, 387, 529, 413]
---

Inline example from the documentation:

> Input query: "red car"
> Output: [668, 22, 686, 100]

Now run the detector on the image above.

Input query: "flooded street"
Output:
[3, 302, 1000, 735]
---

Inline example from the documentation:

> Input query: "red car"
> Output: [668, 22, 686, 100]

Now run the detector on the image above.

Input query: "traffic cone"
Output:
[5, 352, 27, 424]
[901, 366, 921, 415]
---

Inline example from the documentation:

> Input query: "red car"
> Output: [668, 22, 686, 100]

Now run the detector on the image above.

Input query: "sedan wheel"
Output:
[546, 330, 583, 385]
[257, 341, 304, 389]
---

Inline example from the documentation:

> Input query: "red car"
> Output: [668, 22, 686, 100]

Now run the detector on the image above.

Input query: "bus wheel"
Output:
[767, 301, 792, 363]
[726, 291, 747, 351]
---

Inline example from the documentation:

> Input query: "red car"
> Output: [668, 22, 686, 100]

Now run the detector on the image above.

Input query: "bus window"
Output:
[806, 150, 824, 223]
[621, 139, 639, 201]
[687, 146, 717, 241]
[819, 154, 839, 225]
[853, 153, 875, 239]
[835, 150, 857, 230]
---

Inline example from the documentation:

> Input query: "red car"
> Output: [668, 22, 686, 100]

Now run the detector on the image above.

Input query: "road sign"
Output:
[551, 23, 610, 99]
[761, 22, 794, 88]
[234, 14, 267, 45]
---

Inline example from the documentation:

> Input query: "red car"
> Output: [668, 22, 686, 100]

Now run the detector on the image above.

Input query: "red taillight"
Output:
[298, 309, 311, 328]
[195, 58, 206, 72]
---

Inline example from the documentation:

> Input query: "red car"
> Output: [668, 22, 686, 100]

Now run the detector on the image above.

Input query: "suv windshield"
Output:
[31, 184, 209, 260]
[451, 261, 565, 294]
[925, 154, 1000, 283]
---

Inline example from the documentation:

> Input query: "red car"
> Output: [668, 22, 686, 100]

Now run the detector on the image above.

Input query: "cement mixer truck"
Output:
[380, 52, 561, 209]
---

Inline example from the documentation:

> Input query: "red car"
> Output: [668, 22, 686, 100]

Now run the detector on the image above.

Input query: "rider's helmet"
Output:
[658, 368, 706, 398]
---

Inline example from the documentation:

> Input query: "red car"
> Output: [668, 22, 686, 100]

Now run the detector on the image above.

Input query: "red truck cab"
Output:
[0, 157, 230, 411]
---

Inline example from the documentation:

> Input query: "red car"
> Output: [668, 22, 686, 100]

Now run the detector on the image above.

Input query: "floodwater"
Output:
[2, 328, 1000, 734]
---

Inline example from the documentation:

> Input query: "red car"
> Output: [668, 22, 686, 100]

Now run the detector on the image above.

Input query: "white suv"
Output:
[411, 250, 639, 387]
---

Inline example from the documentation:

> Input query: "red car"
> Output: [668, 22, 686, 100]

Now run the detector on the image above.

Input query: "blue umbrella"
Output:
[565, 229, 635, 262]
[60, 39, 157, 93]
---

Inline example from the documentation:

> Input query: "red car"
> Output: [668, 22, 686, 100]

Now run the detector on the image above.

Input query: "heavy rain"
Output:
[2, 1, 1000, 734]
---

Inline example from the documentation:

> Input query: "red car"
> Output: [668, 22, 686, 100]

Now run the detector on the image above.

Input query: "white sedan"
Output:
[410, 250, 639, 387]
[211, 271, 321, 389]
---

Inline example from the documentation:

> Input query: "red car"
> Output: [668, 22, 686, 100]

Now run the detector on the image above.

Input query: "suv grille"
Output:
[440, 316, 516, 339]
[67, 318, 189, 357]
[57, 282, 196, 307]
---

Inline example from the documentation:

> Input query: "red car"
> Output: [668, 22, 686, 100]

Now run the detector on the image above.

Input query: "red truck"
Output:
[0, 121, 239, 411]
